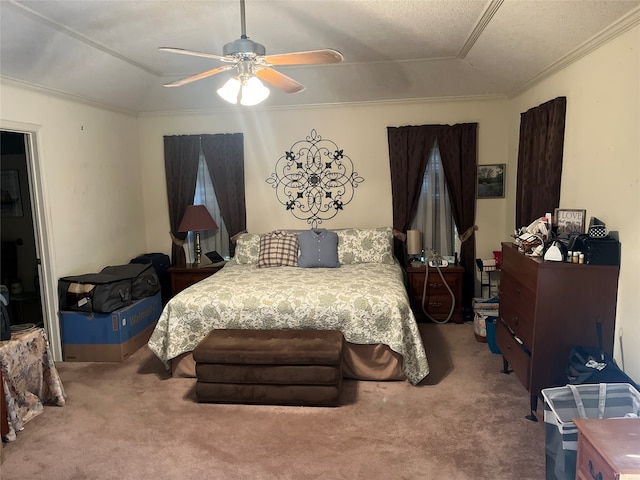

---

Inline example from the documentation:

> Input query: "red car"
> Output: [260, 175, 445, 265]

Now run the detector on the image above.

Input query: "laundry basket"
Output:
[542, 383, 640, 480]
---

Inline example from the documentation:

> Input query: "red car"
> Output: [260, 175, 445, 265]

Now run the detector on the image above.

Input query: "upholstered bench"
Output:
[193, 329, 344, 406]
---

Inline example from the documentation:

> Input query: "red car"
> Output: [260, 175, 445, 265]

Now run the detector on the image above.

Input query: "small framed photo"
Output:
[555, 208, 586, 235]
[477, 164, 505, 199]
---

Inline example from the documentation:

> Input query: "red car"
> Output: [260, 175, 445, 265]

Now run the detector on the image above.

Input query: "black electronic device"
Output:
[205, 251, 225, 264]
[569, 234, 620, 266]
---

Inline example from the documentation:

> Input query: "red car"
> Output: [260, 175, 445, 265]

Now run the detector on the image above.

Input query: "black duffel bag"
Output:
[101, 263, 160, 300]
[59, 273, 132, 313]
[567, 345, 639, 390]
[130, 253, 171, 305]
[567, 322, 640, 390]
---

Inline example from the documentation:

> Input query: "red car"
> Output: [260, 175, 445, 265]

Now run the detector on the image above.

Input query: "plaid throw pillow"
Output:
[257, 230, 299, 268]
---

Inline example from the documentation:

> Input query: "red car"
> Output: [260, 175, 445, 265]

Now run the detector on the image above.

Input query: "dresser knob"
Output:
[513, 316, 519, 325]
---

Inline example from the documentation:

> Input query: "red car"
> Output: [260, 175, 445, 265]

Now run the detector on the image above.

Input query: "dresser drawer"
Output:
[424, 295, 455, 318]
[496, 320, 531, 389]
[501, 243, 540, 282]
[408, 270, 460, 297]
[499, 271, 535, 346]
[576, 432, 617, 480]
[426, 272, 459, 296]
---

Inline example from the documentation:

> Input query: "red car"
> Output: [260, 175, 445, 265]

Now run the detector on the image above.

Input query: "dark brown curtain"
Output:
[388, 123, 478, 311]
[163, 135, 200, 266]
[387, 126, 439, 259]
[516, 97, 567, 227]
[200, 133, 246, 256]
[438, 124, 478, 309]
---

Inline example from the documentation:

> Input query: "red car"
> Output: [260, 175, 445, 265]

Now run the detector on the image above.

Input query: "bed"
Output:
[147, 227, 429, 385]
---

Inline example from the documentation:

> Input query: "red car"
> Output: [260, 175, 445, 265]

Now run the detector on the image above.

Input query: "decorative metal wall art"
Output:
[266, 129, 364, 227]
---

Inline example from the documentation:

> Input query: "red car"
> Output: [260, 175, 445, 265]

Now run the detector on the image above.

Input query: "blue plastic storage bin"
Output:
[485, 316, 501, 354]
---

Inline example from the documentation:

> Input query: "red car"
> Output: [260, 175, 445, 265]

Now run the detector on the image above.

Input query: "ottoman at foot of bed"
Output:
[193, 329, 344, 407]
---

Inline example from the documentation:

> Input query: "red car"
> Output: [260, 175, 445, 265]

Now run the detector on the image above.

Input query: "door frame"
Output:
[1, 121, 61, 361]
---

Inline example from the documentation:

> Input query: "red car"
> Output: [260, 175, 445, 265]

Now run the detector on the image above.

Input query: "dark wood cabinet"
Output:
[169, 264, 224, 296]
[405, 264, 464, 323]
[497, 242, 620, 420]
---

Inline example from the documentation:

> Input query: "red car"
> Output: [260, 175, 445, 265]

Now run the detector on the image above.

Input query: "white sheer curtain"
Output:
[411, 141, 455, 258]
[186, 150, 230, 261]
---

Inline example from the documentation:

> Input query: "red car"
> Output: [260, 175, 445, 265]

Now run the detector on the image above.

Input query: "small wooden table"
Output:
[574, 417, 640, 479]
[168, 263, 226, 296]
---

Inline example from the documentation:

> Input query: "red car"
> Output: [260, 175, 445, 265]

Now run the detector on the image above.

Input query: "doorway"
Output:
[1, 127, 59, 360]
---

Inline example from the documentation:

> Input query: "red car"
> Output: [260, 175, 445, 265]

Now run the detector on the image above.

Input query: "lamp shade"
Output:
[178, 205, 218, 233]
[217, 77, 241, 104]
[406, 230, 421, 256]
[240, 76, 270, 106]
[217, 76, 270, 106]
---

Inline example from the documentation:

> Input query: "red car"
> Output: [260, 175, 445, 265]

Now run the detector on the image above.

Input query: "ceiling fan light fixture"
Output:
[162, 0, 342, 100]
[217, 77, 241, 104]
[240, 76, 270, 106]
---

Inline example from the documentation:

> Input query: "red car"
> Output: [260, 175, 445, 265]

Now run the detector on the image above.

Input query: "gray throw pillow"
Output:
[298, 229, 340, 268]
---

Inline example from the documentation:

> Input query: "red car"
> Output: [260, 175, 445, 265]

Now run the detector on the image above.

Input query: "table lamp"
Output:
[178, 205, 218, 265]
[406, 230, 422, 266]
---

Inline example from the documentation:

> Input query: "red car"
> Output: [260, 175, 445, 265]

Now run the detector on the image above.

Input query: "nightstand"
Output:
[169, 263, 225, 296]
[574, 418, 640, 480]
[405, 264, 464, 323]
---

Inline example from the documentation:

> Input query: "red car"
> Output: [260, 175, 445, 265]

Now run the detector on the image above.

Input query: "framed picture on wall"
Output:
[555, 208, 586, 235]
[477, 164, 505, 199]
[1, 169, 23, 217]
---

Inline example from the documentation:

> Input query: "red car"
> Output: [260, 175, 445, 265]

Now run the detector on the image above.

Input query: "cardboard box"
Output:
[60, 292, 162, 362]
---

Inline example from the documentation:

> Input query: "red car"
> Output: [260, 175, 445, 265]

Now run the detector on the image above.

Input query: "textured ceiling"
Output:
[1, 0, 639, 113]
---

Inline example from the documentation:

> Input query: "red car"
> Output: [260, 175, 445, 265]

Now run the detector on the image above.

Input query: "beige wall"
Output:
[139, 98, 510, 263]
[507, 25, 640, 380]
[0, 83, 147, 360]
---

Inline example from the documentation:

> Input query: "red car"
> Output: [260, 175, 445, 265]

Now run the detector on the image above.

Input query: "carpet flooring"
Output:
[1, 322, 546, 480]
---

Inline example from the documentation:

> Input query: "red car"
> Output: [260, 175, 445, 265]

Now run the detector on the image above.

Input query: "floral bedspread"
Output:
[0, 327, 66, 442]
[148, 262, 429, 384]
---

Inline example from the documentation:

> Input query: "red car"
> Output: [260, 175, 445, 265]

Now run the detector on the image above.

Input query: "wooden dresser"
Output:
[405, 264, 464, 323]
[497, 242, 620, 420]
[574, 418, 640, 479]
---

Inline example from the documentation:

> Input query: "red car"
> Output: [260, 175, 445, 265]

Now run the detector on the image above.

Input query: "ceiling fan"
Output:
[160, 0, 343, 105]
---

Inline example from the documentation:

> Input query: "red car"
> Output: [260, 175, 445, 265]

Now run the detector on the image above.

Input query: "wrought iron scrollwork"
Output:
[266, 129, 364, 227]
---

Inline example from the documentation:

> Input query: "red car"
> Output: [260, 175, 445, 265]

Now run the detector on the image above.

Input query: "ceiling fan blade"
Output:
[163, 65, 233, 87]
[256, 68, 305, 94]
[264, 49, 343, 66]
[159, 47, 229, 62]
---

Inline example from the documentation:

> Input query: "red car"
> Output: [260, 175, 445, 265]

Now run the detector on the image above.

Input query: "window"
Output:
[410, 141, 456, 259]
[186, 150, 230, 262]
